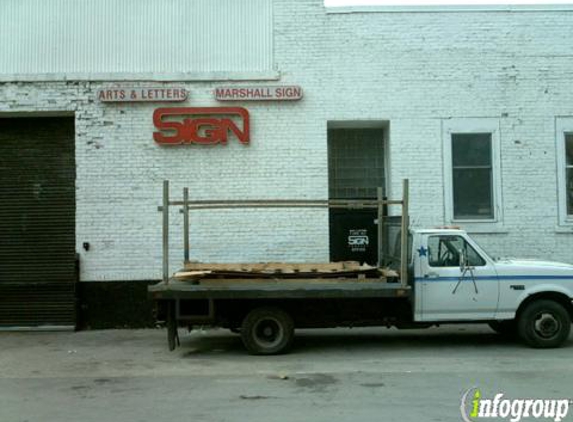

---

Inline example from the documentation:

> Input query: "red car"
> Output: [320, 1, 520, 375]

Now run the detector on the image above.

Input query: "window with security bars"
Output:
[566, 134, 573, 216]
[451, 133, 494, 220]
[327, 128, 385, 199]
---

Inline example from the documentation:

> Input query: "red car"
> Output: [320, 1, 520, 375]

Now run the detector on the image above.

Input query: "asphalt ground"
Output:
[1, 325, 572, 422]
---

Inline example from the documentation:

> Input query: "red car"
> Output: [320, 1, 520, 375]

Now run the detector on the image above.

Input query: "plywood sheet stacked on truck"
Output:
[173, 261, 398, 282]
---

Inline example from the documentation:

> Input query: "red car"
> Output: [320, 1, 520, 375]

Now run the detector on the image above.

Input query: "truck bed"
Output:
[148, 278, 411, 300]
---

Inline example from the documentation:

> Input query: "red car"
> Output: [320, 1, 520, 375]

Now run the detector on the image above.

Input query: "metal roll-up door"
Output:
[0, 117, 76, 329]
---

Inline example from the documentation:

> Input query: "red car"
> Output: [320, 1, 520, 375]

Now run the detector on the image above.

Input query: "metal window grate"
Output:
[327, 128, 385, 199]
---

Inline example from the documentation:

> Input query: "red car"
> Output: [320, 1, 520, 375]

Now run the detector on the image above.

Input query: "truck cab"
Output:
[411, 228, 573, 347]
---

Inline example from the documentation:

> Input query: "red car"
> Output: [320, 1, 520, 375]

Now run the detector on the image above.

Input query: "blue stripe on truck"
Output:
[415, 275, 573, 282]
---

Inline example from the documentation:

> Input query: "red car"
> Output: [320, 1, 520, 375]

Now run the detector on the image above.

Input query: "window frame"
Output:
[556, 118, 573, 226]
[442, 118, 503, 228]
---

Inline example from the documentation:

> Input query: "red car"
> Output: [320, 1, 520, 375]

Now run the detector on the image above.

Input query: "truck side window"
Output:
[427, 236, 486, 268]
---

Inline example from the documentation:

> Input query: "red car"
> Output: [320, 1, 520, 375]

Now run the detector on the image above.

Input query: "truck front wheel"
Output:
[241, 307, 294, 355]
[517, 300, 571, 348]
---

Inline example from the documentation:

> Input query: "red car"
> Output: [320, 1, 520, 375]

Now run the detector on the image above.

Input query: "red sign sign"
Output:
[153, 107, 250, 145]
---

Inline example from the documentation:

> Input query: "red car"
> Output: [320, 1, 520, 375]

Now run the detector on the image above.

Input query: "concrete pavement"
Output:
[1, 326, 572, 422]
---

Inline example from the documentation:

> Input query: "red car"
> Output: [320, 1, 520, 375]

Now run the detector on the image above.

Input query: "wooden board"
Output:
[173, 270, 212, 279]
[193, 277, 387, 285]
[175, 262, 399, 282]
[183, 261, 373, 273]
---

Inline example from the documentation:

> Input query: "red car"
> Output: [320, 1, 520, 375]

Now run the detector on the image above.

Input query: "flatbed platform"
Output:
[148, 278, 411, 300]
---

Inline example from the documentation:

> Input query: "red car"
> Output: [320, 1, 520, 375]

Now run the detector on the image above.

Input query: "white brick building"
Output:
[1, 0, 572, 326]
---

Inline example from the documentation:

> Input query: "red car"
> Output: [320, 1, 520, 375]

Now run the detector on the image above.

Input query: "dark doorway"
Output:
[328, 127, 385, 265]
[0, 116, 76, 328]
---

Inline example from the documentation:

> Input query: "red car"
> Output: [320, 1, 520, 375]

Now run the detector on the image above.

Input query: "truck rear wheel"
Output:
[517, 300, 571, 348]
[241, 307, 294, 355]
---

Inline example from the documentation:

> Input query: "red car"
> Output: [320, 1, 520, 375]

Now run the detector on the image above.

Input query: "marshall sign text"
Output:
[215, 85, 302, 101]
[153, 107, 250, 145]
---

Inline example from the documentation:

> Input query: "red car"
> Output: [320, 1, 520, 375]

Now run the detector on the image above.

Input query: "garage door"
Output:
[0, 117, 76, 329]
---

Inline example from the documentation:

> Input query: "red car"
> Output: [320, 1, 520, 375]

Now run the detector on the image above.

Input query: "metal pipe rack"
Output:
[159, 179, 410, 287]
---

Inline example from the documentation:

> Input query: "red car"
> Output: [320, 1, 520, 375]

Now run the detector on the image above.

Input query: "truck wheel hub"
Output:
[534, 313, 560, 338]
[253, 318, 282, 347]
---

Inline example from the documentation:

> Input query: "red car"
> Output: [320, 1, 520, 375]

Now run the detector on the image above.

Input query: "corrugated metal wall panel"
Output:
[0, 0, 273, 79]
[0, 117, 76, 328]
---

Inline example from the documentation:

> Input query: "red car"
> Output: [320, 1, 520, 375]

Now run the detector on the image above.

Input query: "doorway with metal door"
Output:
[328, 126, 386, 265]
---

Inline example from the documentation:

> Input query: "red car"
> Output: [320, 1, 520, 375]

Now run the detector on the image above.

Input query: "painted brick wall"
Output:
[274, 0, 573, 263]
[0, 80, 331, 281]
[1, 0, 573, 282]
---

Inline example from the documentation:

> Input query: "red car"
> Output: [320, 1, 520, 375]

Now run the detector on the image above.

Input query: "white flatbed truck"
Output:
[149, 181, 573, 354]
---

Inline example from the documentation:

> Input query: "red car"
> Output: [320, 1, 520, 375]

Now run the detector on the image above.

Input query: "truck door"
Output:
[418, 234, 499, 321]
